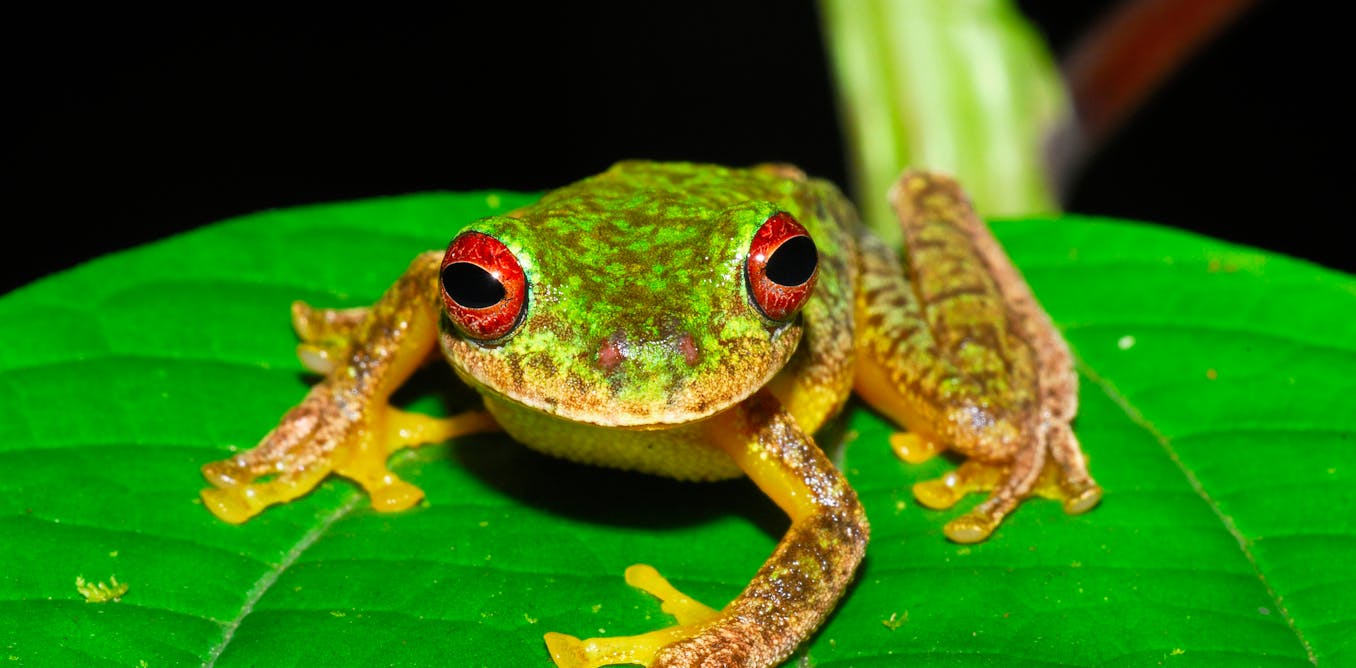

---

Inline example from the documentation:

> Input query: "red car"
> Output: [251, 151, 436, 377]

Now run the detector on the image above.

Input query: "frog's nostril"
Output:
[597, 331, 627, 372]
[677, 333, 700, 366]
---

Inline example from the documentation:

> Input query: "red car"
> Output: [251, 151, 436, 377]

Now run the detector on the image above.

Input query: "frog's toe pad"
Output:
[913, 474, 965, 509]
[1063, 483, 1103, 515]
[913, 459, 1007, 510]
[296, 342, 344, 375]
[200, 487, 261, 525]
[200, 458, 247, 488]
[543, 632, 594, 668]
[365, 478, 425, 512]
[944, 511, 998, 543]
[291, 302, 367, 342]
[890, 432, 944, 464]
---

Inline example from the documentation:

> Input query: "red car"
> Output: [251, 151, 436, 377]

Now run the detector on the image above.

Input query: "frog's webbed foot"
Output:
[201, 384, 355, 523]
[201, 383, 498, 523]
[913, 423, 1102, 543]
[915, 454, 1038, 544]
[544, 565, 723, 668]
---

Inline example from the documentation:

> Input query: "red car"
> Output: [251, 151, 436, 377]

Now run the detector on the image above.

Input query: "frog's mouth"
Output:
[440, 323, 801, 428]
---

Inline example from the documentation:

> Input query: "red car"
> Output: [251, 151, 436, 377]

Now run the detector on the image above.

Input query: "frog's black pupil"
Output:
[765, 236, 817, 286]
[442, 262, 505, 309]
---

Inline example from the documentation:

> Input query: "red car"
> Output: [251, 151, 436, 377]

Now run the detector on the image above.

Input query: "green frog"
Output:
[200, 162, 1100, 667]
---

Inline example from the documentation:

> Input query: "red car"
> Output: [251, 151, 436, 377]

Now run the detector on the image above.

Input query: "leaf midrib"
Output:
[203, 495, 364, 666]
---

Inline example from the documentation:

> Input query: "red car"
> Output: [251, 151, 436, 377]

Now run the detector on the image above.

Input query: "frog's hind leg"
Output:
[856, 170, 1102, 542]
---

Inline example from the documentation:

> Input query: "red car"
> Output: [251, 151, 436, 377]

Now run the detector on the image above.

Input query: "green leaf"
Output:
[2, 191, 1352, 667]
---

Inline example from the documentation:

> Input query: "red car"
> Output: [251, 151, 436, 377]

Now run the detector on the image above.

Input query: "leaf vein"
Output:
[202, 493, 363, 666]
[1076, 357, 1319, 665]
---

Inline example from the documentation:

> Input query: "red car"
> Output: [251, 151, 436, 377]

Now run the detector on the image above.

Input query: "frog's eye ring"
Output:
[440, 231, 527, 342]
[746, 212, 819, 321]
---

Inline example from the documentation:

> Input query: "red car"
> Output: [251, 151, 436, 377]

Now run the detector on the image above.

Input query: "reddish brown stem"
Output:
[1064, 0, 1258, 147]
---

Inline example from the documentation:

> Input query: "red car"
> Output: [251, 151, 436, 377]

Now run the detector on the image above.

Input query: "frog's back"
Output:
[563, 162, 862, 436]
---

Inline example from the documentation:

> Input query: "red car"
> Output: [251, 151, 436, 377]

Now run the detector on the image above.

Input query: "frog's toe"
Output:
[382, 408, 499, 453]
[543, 632, 595, 668]
[200, 457, 247, 488]
[624, 564, 718, 625]
[291, 301, 368, 343]
[296, 342, 347, 375]
[332, 446, 427, 513]
[200, 487, 259, 524]
[1062, 481, 1103, 515]
[363, 476, 425, 513]
[912, 461, 1002, 510]
[943, 510, 1000, 543]
[889, 432, 945, 464]
[544, 626, 677, 668]
[199, 466, 330, 524]
[913, 475, 963, 509]
[544, 565, 721, 668]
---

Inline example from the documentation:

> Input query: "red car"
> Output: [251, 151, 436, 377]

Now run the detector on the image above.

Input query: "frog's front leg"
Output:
[546, 391, 867, 668]
[200, 251, 499, 523]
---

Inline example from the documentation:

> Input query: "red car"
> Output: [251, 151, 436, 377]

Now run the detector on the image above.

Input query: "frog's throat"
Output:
[440, 327, 801, 429]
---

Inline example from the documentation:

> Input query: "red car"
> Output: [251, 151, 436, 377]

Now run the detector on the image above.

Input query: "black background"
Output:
[4, 3, 1347, 295]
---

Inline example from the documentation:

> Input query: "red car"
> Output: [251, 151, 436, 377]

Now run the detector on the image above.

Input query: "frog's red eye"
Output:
[746, 212, 818, 321]
[440, 231, 527, 341]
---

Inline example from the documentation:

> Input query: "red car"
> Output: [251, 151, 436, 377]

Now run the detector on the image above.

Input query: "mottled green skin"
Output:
[440, 161, 852, 429]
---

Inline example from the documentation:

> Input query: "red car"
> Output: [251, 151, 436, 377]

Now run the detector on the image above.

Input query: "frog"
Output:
[199, 161, 1101, 667]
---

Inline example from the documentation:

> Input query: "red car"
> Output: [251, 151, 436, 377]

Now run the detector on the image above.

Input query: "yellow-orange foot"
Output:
[888, 431, 945, 464]
[545, 565, 721, 668]
[201, 406, 498, 523]
[913, 459, 1100, 543]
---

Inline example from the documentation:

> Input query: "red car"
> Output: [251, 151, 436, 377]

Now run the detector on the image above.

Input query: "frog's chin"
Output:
[453, 364, 772, 429]
[489, 387, 750, 430]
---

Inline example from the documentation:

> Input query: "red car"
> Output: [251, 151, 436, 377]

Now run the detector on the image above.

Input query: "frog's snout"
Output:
[594, 329, 701, 372]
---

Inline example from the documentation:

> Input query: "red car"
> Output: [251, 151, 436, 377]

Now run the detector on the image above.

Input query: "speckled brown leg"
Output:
[855, 170, 1101, 542]
[657, 392, 867, 667]
[201, 251, 499, 523]
[545, 391, 867, 668]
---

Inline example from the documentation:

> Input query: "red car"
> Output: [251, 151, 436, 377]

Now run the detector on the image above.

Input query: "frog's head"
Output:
[436, 163, 820, 428]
